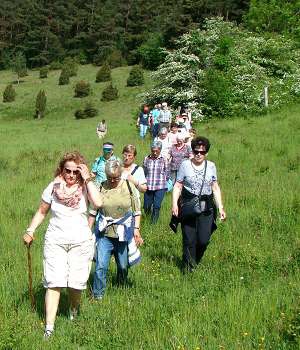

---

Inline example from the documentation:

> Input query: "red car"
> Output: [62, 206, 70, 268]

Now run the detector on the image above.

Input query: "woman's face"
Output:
[107, 172, 121, 189]
[176, 139, 184, 147]
[62, 161, 80, 186]
[159, 132, 167, 140]
[192, 145, 207, 164]
[171, 126, 177, 134]
[122, 152, 135, 167]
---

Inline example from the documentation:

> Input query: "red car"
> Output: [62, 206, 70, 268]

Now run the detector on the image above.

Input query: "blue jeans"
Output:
[151, 123, 159, 138]
[139, 124, 148, 138]
[143, 189, 166, 223]
[93, 235, 128, 298]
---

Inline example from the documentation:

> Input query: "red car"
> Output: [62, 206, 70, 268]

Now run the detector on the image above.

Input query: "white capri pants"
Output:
[43, 239, 94, 290]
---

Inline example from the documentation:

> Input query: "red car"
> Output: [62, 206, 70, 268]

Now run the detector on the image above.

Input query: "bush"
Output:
[137, 34, 165, 70]
[35, 90, 46, 119]
[59, 68, 70, 85]
[127, 66, 144, 87]
[3, 84, 16, 102]
[39, 67, 48, 79]
[96, 63, 111, 82]
[107, 49, 125, 68]
[74, 80, 91, 97]
[101, 83, 119, 101]
[63, 57, 78, 77]
[49, 61, 62, 70]
[74, 102, 98, 119]
[18, 68, 28, 77]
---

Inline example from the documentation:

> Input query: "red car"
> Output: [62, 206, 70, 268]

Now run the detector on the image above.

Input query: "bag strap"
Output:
[126, 179, 133, 196]
[198, 160, 207, 198]
[131, 165, 139, 176]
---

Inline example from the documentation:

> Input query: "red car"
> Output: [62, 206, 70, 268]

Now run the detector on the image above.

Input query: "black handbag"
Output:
[180, 160, 207, 219]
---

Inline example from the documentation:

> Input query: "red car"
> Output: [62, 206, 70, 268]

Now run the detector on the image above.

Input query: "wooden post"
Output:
[264, 86, 268, 108]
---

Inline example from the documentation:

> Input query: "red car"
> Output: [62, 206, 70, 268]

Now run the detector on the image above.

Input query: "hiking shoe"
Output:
[69, 307, 79, 321]
[44, 329, 53, 339]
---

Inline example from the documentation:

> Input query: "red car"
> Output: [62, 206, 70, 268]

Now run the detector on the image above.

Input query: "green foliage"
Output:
[3, 84, 16, 102]
[107, 49, 126, 68]
[244, 0, 300, 40]
[49, 61, 63, 70]
[39, 67, 48, 79]
[74, 80, 91, 98]
[58, 69, 70, 85]
[137, 34, 166, 70]
[34, 89, 46, 118]
[143, 17, 300, 119]
[11, 52, 27, 83]
[127, 66, 144, 87]
[63, 57, 78, 77]
[95, 63, 111, 83]
[75, 102, 98, 119]
[101, 83, 119, 101]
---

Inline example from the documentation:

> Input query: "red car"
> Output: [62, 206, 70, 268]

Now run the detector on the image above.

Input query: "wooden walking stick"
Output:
[26, 244, 36, 311]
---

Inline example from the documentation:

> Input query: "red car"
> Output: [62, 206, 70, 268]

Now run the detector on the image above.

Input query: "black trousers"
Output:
[181, 211, 214, 270]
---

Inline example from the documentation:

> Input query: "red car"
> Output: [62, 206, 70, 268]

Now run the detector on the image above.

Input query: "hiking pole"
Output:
[26, 244, 36, 311]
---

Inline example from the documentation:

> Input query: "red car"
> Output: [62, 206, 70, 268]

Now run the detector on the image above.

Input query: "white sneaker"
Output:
[44, 329, 53, 339]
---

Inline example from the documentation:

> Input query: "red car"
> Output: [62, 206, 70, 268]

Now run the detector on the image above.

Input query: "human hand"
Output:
[77, 164, 90, 181]
[134, 229, 144, 246]
[23, 233, 34, 246]
[172, 204, 179, 217]
[219, 208, 226, 221]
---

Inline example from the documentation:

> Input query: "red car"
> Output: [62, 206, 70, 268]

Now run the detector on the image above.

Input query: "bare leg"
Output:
[68, 288, 82, 319]
[45, 287, 61, 326]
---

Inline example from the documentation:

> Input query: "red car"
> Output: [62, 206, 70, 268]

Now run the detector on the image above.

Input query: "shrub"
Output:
[3, 84, 16, 102]
[84, 102, 98, 118]
[35, 90, 46, 119]
[74, 80, 91, 97]
[107, 49, 125, 68]
[127, 66, 144, 87]
[101, 83, 119, 101]
[96, 63, 111, 83]
[49, 61, 62, 70]
[39, 67, 48, 79]
[137, 34, 165, 70]
[63, 57, 78, 77]
[59, 68, 70, 85]
[74, 102, 98, 119]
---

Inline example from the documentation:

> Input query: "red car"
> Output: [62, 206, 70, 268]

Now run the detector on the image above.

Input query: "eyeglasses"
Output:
[107, 176, 121, 182]
[64, 168, 80, 175]
[193, 149, 206, 155]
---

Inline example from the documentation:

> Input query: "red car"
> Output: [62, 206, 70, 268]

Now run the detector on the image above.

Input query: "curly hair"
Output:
[55, 151, 87, 185]
[191, 136, 211, 152]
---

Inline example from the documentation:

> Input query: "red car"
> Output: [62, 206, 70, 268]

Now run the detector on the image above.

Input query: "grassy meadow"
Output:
[0, 65, 299, 349]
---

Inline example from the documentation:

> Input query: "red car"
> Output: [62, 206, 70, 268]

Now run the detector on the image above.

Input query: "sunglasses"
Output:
[64, 168, 80, 175]
[193, 149, 207, 155]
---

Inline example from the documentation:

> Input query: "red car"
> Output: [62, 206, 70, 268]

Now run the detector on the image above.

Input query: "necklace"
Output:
[190, 159, 205, 172]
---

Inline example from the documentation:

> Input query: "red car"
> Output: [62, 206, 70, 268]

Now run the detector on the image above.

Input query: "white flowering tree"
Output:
[142, 17, 300, 118]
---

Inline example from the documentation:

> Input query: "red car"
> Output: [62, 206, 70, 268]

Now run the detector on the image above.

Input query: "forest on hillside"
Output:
[0, 0, 299, 69]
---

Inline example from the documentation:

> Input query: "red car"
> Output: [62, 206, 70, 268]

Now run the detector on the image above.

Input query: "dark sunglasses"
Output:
[107, 176, 121, 182]
[193, 149, 207, 155]
[64, 168, 80, 175]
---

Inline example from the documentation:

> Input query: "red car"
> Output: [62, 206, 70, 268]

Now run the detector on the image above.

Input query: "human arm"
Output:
[23, 200, 50, 245]
[77, 164, 103, 208]
[172, 182, 183, 217]
[133, 214, 143, 246]
[136, 113, 140, 127]
[212, 181, 226, 221]
[127, 174, 147, 193]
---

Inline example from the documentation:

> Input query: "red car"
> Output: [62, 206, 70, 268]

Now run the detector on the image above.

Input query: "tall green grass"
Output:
[0, 66, 299, 349]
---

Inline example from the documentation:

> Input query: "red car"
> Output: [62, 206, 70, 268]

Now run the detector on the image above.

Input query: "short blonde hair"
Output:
[122, 144, 137, 156]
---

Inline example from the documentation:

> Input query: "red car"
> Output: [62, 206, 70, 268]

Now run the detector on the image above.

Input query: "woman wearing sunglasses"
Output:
[172, 136, 226, 272]
[23, 151, 102, 338]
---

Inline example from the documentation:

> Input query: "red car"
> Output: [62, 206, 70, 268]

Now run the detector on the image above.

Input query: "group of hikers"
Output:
[23, 102, 226, 338]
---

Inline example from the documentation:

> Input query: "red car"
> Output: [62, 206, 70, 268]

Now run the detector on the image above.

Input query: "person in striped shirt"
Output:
[143, 141, 170, 223]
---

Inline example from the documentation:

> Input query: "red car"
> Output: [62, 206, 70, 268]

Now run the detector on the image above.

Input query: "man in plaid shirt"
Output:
[143, 141, 170, 223]
[158, 102, 172, 131]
